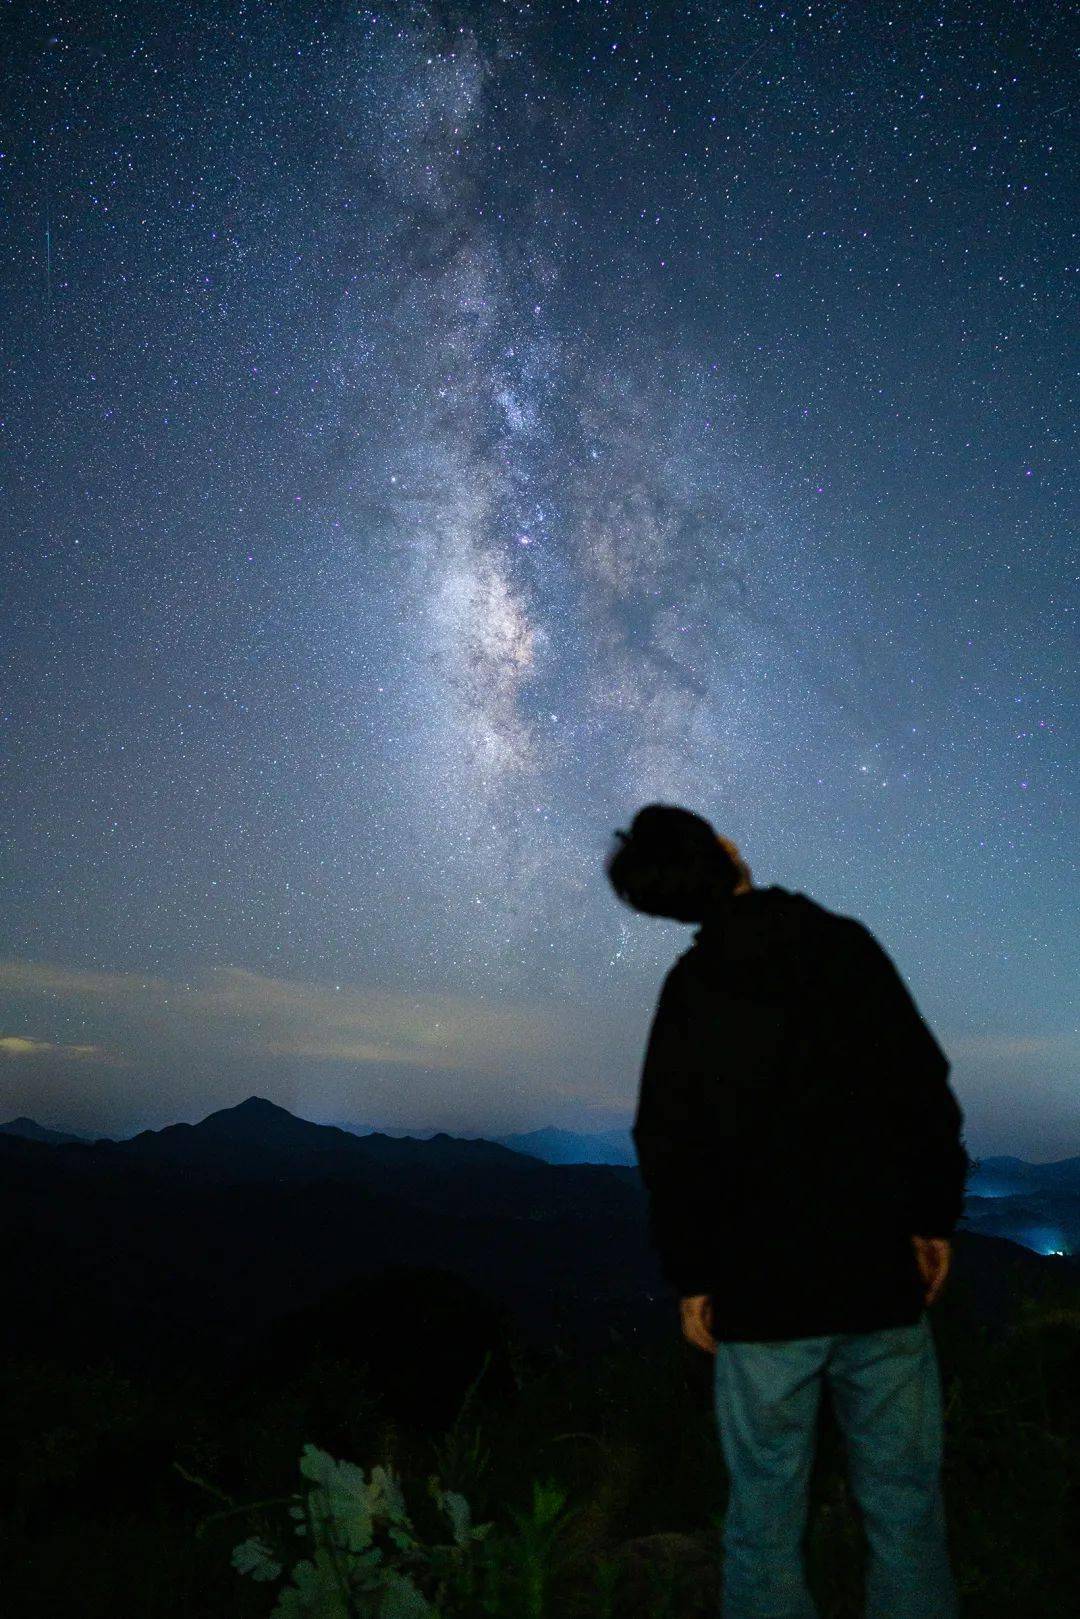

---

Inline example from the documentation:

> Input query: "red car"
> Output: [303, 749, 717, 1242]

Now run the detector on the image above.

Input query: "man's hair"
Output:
[604, 802, 742, 922]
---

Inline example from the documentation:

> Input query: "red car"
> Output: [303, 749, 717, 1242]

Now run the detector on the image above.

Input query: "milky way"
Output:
[1, 2, 1075, 1150]
[326, 7, 839, 969]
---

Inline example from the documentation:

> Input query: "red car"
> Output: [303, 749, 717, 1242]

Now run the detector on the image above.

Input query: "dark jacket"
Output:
[631, 885, 971, 1342]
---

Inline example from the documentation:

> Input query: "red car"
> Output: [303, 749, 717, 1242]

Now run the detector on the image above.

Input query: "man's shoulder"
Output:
[795, 903, 892, 984]
[783, 890, 884, 948]
[668, 889, 887, 983]
[779, 887, 867, 926]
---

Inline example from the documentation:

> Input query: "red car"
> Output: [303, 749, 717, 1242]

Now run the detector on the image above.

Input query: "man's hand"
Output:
[911, 1235, 952, 1306]
[680, 1293, 717, 1354]
[679, 1244, 949, 1351]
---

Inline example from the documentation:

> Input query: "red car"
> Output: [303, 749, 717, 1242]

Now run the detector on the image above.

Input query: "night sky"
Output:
[2, 2, 1075, 1154]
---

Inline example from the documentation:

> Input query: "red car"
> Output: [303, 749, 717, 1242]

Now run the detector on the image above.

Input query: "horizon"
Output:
[0, 1096, 634, 1144]
[2, 1095, 1076, 1170]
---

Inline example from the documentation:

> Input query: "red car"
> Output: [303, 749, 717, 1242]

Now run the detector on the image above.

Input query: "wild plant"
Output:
[179, 1441, 489, 1616]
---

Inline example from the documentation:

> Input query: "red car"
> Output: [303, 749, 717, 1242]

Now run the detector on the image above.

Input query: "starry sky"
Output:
[2, 1, 1076, 1155]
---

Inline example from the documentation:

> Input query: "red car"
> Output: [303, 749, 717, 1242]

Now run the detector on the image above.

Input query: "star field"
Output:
[1, 1, 1075, 1151]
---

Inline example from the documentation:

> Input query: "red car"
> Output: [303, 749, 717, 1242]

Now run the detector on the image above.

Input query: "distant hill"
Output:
[491, 1125, 635, 1166]
[960, 1191, 1080, 1256]
[968, 1154, 1080, 1196]
[0, 1115, 90, 1146]
[334, 1122, 636, 1165]
[959, 1156, 1080, 1259]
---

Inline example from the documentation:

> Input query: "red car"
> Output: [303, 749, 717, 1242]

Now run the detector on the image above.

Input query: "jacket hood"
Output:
[682, 885, 825, 972]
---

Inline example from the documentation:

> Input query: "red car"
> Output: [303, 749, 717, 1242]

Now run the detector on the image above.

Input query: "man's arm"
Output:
[849, 922, 972, 1237]
[631, 964, 720, 1296]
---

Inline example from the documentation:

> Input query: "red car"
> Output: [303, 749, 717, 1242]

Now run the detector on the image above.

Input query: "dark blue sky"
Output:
[2, 1, 1075, 1155]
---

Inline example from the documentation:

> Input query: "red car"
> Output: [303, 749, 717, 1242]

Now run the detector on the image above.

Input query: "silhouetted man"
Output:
[605, 803, 969, 1619]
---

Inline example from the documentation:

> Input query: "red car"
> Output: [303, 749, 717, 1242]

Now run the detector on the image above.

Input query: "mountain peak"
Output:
[197, 1096, 310, 1134]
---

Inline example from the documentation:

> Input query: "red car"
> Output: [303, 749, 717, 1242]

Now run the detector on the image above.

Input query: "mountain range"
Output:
[0, 1098, 655, 1382]
[0, 1111, 639, 1164]
[5, 1109, 1078, 1185]
[2, 1099, 1078, 1392]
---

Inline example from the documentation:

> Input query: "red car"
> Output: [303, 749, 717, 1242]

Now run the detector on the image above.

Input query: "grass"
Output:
[2, 1293, 1078, 1615]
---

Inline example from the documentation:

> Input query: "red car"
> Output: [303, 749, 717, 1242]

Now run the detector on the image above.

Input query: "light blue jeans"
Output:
[712, 1312, 959, 1618]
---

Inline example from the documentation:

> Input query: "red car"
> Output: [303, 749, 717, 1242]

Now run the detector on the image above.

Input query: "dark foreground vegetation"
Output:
[3, 1263, 1079, 1618]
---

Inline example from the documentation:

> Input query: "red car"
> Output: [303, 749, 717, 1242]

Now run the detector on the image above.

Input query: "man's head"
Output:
[604, 803, 752, 923]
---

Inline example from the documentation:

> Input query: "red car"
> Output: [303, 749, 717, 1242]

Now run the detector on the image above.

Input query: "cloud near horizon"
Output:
[0, 956, 600, 1075]
[0, 953, 628, 1137]
[3, 958, 1075, 1155]
[0, 1034, 120, 1063]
